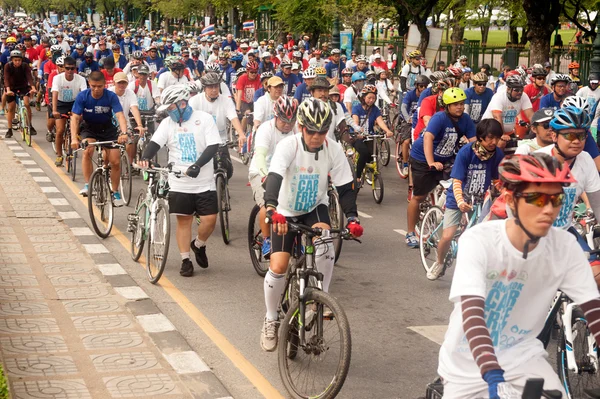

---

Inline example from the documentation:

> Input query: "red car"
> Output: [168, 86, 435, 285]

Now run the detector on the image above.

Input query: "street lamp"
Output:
[591, 17, 600, 75]
[331, 0, 340, 49]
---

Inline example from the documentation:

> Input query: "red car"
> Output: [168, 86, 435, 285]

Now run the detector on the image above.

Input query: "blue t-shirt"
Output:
[259, 61, 275, 74]
[351, 104, 382, 134]
[146, 56, 164, 73]
[115, 54, 127, 69]
[95, 49, 112, 63]
[417, 86, 432, 106]
[70, 50, 86, 67]
[584, 130, 599, 158]
[72, 89, 123, 125]
[410, 111, 476, 163]
[221, 40, 238, 51]
[293, 83, 312, 103]
[253, 87, 266, 102]
[539, 93, 562, 110]
[402, 88, 419, 126]
[275, 72, 300, 96]
[78, 60, 99, 74]
[445, 143, 503, 209]
[326, 61, 346, 80]
[465, 86, 494, 123]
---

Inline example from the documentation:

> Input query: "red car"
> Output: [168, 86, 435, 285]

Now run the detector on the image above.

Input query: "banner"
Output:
[404, 24, 443, 64]
[363, 20, 373, 41]
[243, 20, 255, 31]
[201, 24, 215, 37]
[340, 31, 353, 57]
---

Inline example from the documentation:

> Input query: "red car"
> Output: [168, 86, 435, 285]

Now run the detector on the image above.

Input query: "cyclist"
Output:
[343, 71, 366, 112]
[51, 56, 86, 167]
[402, 74, 429, 123]
[4, 50, 36, 139]
[539, 74, 571, 110]
[427, 119, 504, 280]
[400, 50, 424, 94]
[576, 72, 600, 138]
[293, 66, 315, 104]
[127, 64, 154, 112]
[94, 39, 112, 63]
[464, 72, 493, 124]
[567, 61, 581, 92]
[248, 96, 298, 259]
[145, 45, 164, 77]
[523, 66, 548, 114]
[258, 51, 275, 74]
[78, 51, 99, 76]
[235, 59, 261, 130]
[457, 67, 472, 90]
[110, 72, 144, 168]
[139, 84, 221, 277]
[413, 77, 452, 140]
[259, 98, 363, 351]
[157, 57, 190, 96]
[254, 71, 273, 101]
[253, 76, 284, 130]
[70, 71, 128, 205]
[514, 108, 554, 155]
[70, 43, 85, 68]
[338, 67, 353, 101]
[111, 45, 127, 69]
[275, 61, 300, 96]
[438, 152, 600, 398]
[308, 77, 353, 141]
[325, 48, 345, 85]
[100, 57, 122, 89]
[405, 88, 476, 248]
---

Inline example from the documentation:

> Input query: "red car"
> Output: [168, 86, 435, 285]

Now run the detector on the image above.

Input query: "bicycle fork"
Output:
[562, 302, 599, 375]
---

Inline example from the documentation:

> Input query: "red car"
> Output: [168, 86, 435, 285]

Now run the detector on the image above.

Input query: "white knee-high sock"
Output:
[316, 241, 335, 292]
[264, 269, 286, 321]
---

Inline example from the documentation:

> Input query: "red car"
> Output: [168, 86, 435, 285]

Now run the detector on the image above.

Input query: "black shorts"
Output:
[410, 157, 451, 197]
[80, 121, 119, 142]
[48, 101, 73, 119]
[6, 87, 30, 103]
[271, 204, 331, 255]
[239, 101, 253, 114]
[168, 191, 218, 216]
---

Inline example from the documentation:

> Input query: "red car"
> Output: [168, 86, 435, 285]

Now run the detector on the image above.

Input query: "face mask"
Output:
[168, 104, 193, 123]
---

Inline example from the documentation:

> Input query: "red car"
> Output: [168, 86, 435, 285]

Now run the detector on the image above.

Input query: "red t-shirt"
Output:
[338, 84, 348, 102]
[46, 70, 58, 104]
[37, 45, 48, 63]
[102, 68, 123, 88]
[236, 73, 262, 103]
[414, 94, 442, 140]
[44, 60, 56, 76]
[271, 56, 281, 68]
[371, 60, 388, 71]
[521, 83, 549, 120]
[25, 47, 38, 65]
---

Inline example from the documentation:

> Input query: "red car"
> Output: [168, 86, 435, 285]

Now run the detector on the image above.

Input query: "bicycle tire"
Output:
[216, 174, 231, 245]
[278, 289, 352, 399]
[146, 199, 170, 284]
[419, 206, 444, 275]
[380, 139, 391, 166]
[395, 140, 408, 179]
[70, 150, 78, 181]
[21, 107, 31, 147]
[88, 169, 114, 238]
[130, 190, 147, 261]
[119, 151, 132, 206]
[328, 188, 344, 264]
[372, 174, 384, 204]
[248, 204, 269, 277]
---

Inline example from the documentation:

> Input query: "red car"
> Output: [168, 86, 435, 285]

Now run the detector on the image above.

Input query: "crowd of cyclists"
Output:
[4, 13, 600, 398]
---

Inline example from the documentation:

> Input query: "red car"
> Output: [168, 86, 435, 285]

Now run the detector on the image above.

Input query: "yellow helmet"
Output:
[6, 37, 17, 44]
[314, 66, 326, 76]
[442, 87, 467, 106]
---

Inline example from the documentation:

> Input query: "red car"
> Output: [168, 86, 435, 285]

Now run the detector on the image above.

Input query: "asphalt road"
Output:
[15, 110, 457, 399]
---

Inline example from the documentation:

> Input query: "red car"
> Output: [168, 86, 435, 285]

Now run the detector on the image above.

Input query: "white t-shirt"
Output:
[481, 92, 533, 133]
[127, 80, 155, 111]
[308, 58, 325, 68]
[268, 134, 353, 217]
[400, 63, 425, 91]
[535, 145, 600, 229]
[248, 119, 296, 176]
[327, 102, 346, 142]
[254, 94, 275, 124]
[157, 73, 190, 92]
[344, 87, 359, 110]
[438, 220, 598, 383]
[108, 88, 138, 129]
[150, 110, 221, 194]
[188, 93, 237, 142]
[577, 86, 600, 126]
[51, 73, 87, 103]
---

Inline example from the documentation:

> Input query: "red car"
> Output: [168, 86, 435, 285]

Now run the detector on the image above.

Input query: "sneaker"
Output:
[46, 130, 54, 142]
[4, 129, 12, 138]
[180, 259, 194, 277]
[406, 232, 418, 248]
[0, 109, 4, 116]
[54, 156, 63, 167]
[260, 317, 280, 352]
[190, 240, 209, 268]
[113, 192, 124, 207]
[30, 126, 37, 135]
[262, 237, 271, 259]
[402, 163, 409, 176]
[79, 184, 89, 196]
[427, 261, 444, 281]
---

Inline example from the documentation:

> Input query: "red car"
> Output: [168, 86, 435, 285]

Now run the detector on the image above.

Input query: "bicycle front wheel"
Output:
[21, 107, 31, 147]
[328, 189, 344, 264]
[248, 204, 268, 277]
[130, 190, 147, 261]
[88, 170, 114, 238]
[70, 150, 78, 181]
[146, 199, 170, 284]
[419, 206, 444, 275]
[372, 174, 384, 204]
[395, 140, 408, 179]
[380, 139, 390, 166]
[278, 289, 352, 399]
[119, 152, 132, 206]
[216, 175, 231, 245]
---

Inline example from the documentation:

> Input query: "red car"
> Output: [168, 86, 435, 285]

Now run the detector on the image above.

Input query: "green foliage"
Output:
[0, 364, 8, 399]
[269, 0, 331, 36]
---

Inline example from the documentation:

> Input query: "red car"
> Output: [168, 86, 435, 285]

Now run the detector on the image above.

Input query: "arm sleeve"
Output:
[254, 146, 269, 177]
[337, 182, 357, 218]
[141, 141, 161, 160]
[400, 102, 410, 121]
[263, 172, 283, 208]
[400, 76, 407, 92]
[193, 144, 219, 168]
[461, 295, 501, 375]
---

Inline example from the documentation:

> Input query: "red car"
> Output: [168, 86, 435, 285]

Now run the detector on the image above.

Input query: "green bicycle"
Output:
[13, 93, 32, 147]
[358, 134, 385, 204]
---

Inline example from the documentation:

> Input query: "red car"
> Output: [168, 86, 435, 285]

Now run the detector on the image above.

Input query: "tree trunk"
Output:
[415, 18, 429, 53]
[450, 0, 466, 60]
[528, 24, 551, 64]
[352, 25, 362, 51]
[523, 0, 560, 63]
[509, 25, 519, 45]
[480, 23, 490, 45]
[519, 27, 529, 45]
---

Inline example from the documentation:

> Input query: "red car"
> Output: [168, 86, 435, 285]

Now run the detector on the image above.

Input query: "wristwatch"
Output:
[347, 216, 360, 224]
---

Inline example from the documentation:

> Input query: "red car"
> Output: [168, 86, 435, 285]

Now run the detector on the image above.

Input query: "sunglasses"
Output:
[417, 84, 427, 88]
[305, 130, 328, 136]
[475, 82, 486, 86]
[515, 192, 565, 208]
[535, 76, 545, 80]
[64, 66, 76, 70]
[510, 87, 524, 93]
[559, 132, 587, 141]
[534, 122, 550, 129]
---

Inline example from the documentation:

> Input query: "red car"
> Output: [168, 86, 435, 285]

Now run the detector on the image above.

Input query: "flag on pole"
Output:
[243, 20, 255, 31]
[201, 24, 215, 36]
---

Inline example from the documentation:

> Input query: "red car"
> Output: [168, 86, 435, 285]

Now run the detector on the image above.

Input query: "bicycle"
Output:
[425, 377, 571, 399]
[215, 142, 233, 245]
[248, 204, 269, 277]
[359, 134, 386, 204]
[376, 105, 393, 167]
[240, 112, 254, 165]
[10, 92, 31, 147]
[328, 178, 344, 263]
[394, 119, 412, 179]
[419, 195, 483, 279]
[275, 221, 357, 399]
[131, 111, 158, 165]
[127, 163, 181, 284]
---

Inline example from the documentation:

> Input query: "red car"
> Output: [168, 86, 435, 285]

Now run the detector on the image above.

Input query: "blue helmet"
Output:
[550, 106, 592, 131]
[462, 67, 472, 73]
[230, 52, 243, 62]
[351, 71, 366, 83]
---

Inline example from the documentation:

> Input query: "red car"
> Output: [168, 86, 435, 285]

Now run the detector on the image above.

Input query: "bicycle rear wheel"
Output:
[119, 152, 132, 206]
[88, 170, 114, 238]
[70, 150, 78, 181]
[372, 174, 384, 204]
[278, 289, 352, 399]
[130, 190, 147, 261]
[21, 107, 31, 147]
[328, 188, 344, 264]
[146, 199, 170, 284]
[216, 174, 231, 245]
[419, 206, 444, 275]
[380, 139, 390, 166]
[395, 140, 408, 179]
[248, 204, 269, 277]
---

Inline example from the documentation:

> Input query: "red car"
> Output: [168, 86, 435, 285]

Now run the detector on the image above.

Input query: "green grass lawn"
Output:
[441, 28, 578, 47]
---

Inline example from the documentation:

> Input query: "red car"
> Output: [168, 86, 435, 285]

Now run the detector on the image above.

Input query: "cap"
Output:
[531, 108, 554, 124]
[543, 61, 551, 68]
[374, 53, 382, 59]
[267, 76, 284, 87]
[387, 44, 394, 48]
[329, 85, 340, 95]
[114, 72, 128, 83]
[291, 62, 300, 70]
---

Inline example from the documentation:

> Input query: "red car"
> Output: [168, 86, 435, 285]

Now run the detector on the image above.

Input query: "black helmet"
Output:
[415, 75, 430, 86]
[84, 51, 93, 58]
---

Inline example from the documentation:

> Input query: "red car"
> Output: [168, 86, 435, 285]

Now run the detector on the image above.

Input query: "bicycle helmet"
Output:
[50, 38, 58, 45]
[157, 84, 191, 112]
[9, 50, 21, 58]
[50, 44, 62, 53]
[415, 75, 430, 86]
[561, 96, 592, 115]
[84, 51, 93, 58]
[302, 67, 316, 79]
[531, 67, 547, 77]
[356, 55, 368, 63]
[230, 52, 243, 62]
[5, 36, 15, 44]
[458, 55, 468, 61]
[360, 84, 377, 97]
[260, 71, 273, 81]
[462, 67, 472, 73]
[132, 50, 144, 59]
[472, 72, 488, 83]
[429, 71, 447, 82]
[407, 50, 421, 59]
[75, 43, 84, 50]
[236, 68, 247, 77]
[297, 98, 332, 133]
[200, 72, 221, 87]
[246, 60, 258, 71]
[314, 66, 327, 76]
[273, 95, 298, 123]
[442, 87, 466, 105]
[351, 71, 366, 83]
[205, 63, 220, 72]
[292, 51, 302, 58]
[342, 68, 353, 76]
[505, 75, 525, 89]
[550, 105, 592, 131]
[55, 56, 65, 66]
[568, 62, 580, 69]
[433, 78, 452, 93]
[550, 74, 572, 85]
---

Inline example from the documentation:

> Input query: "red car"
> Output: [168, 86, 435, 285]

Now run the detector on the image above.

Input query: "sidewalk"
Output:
[0, 138, 232, 399]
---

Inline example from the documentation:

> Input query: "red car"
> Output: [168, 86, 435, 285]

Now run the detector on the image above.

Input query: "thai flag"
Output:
[243, 20, 255, 31]
[201, 25, 215, 36]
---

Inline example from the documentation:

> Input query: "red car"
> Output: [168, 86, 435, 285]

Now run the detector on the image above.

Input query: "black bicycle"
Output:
[215, 142, 232, 245]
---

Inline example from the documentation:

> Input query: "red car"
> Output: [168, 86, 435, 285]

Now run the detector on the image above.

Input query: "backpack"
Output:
[134, 80, 152, 97]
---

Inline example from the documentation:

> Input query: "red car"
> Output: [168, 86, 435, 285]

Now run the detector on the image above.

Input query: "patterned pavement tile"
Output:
[0, 318, 59, 334]
[0, 234, 18, 242]
[12, 204, 55, 212]
[63, 300, 121, 314]
[43, 264, 94, 274]
[0, 275, 38, 287]
[0, 302, 50, 316]
[0, 253, 27, 263]
[14, 211, 57, 218]
[0, 226, 15, 234]
[12, 379, 91, 399]
[0, 336, 68, 354]
[0, 288, 44, 301]
[91, 352, 160, 372]
[72, 315, 132, 331]
[49, 274, 101, 286]
[56, 285, 110, 300]
[0, 265, 33, 275]
[19, 218, 62, 226]
[38, 252, 88, 264]
[24, 225, 69, 235]
[103, 374, 180, 398]
[28, 234, 73, 242]
[0, 243, 23, 252]
[5, 355, 78, 376]
[81, 332, 144, 350]
[8, 197, 47, 204]
[33, 242, 80, 253]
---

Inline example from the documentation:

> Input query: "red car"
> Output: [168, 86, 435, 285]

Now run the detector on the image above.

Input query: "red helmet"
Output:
[273, 95, 298, 123]
[499, 154, 576, 192]
[246, 61, 258, 71]
[568, 62, 580, 69]
[447, 66, 463, 77]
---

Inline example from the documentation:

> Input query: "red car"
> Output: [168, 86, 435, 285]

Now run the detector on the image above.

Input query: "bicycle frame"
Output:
[362, 134, 385, 186]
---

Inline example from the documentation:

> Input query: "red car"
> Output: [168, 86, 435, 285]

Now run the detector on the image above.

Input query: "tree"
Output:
[560, 0, 597, 42]
[449, 0, 466, 60]
[523, 0, 561, 63]
[268, 0, 331, 44]
[464, 0, 499, 45]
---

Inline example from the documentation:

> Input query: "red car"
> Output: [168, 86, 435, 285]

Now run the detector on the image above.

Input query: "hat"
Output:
[310, 77, 333, 90]
[543, 61, 551, 68]
[267, 76, 284, 87]
[329, 85, 340, 95]
[331, 49, 340, 55]
[374, 53, 382, 59]
[114, 72, 128, 83]
[531, 108, 554, 124]
[137, 64, 150, 74]
[291, 62, 300, 70]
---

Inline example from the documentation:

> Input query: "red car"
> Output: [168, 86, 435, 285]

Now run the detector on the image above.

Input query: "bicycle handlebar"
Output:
[132, 162, 182, 177]
[80, 140, 124, 149]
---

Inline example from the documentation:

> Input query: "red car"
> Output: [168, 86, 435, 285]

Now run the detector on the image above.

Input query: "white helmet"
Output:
[562, 95, 592, 115]
[157, 84, 191, 112]
[302, 67, 317, 79]
[205, 62, 220, 72]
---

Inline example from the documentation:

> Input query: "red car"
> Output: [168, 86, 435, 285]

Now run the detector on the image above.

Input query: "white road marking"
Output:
[40, 186, 59, 193]
[97, 263, 127, 276]
[164, 351, 211, 374]
[19, 160, 36, 165]
[357, 211, 372, 219]
[82, 244, 109, 254]
[394, 229, 407, 236]
[49, 198, 69, 206]
[13, 152, 29, 157]
[58, 211, 80, 220]
[407, 325, 448, 345]
[32, 176, 51, 182]
[136, 314, 176, 333]
[25, 168, 44, 173]
[70, 227, 94, 236]
[114, 286, 149, 300]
